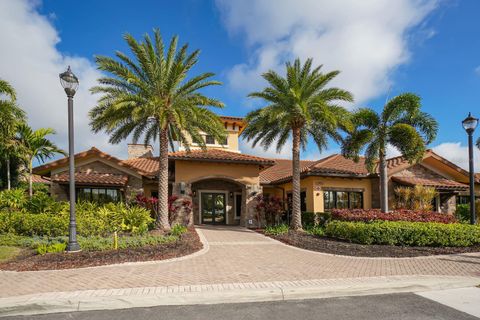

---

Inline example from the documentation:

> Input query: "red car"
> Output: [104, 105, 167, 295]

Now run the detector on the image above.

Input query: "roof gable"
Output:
[33, 147, 151, 177]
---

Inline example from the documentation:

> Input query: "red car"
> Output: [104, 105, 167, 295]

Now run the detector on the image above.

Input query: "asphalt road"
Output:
[3, 293, 478, 320]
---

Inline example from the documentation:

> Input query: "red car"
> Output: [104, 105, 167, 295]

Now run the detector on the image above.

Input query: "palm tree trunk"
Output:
[28, 161, 33, 198]
[290, 127, 303, 230]
[379, 149, 389, 213]
[6, 158, 11, 190]
[157, 127, 171, 231]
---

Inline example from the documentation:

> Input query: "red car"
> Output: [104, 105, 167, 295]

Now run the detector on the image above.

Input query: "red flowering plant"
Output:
[131, 193, 159, 218]
[254, 194, 285, 227]
[331, 209, 457, 224]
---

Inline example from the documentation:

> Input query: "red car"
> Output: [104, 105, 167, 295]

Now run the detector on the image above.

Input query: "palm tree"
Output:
[89, 29, 226, 231]
[16, 124, 65, 197]
[0, 79, 25, 190]
[342, 93, 438, 213]
[242, 58, 353, 230]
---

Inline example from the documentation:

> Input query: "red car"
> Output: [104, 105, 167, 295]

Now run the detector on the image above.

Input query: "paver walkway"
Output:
[1, 226, 479, 298]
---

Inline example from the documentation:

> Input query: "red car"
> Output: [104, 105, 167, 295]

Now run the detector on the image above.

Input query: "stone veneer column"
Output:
[242, 183, 262, 228]
[171, 182, 193, 226]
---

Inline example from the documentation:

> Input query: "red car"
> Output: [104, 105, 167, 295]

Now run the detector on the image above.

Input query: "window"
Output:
[205, 135, 215, 145]
[77, 187, 122, 203]
[220, 136, 228, 145]
[323, 190, 363, 210]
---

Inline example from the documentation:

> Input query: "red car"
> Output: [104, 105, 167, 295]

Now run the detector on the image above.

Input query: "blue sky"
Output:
[1, 0, 480, 168]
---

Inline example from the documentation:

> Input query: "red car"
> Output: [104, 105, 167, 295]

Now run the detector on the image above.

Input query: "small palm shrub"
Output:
[394, 186, 437, 211]
[0, 188, 27, 210]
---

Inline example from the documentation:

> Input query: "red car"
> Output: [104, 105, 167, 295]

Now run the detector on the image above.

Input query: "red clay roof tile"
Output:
[52, 172, 128, 187]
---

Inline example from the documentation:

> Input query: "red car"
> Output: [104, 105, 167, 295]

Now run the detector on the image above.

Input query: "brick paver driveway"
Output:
[1, 226, 479, 298]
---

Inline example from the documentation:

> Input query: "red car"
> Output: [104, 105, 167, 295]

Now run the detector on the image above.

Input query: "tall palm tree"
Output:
[17, 124, 65, 197]
[89, 29, 226, 231]
[242, 58, 353, 230]
[0, 79, 25, 190]
[342, 93, 438, 213]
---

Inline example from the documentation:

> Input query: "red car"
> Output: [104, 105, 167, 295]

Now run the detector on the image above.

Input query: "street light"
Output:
[462, 112, 478, 225]
[59, 66, 81, 251]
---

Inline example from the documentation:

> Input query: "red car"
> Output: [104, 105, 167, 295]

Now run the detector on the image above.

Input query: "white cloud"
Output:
[0, 0, 127, 162]
[432, 142, 480, 171]
[216, 0, 438, 105]
[475, 65, 480, 76]
[239, 138, 292, 159]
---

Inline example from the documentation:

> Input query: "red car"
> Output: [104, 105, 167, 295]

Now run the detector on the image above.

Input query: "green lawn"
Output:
[0, 246, 22, 262]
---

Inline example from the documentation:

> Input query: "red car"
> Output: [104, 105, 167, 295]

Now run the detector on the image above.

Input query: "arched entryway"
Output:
[191, 178, 246, 225]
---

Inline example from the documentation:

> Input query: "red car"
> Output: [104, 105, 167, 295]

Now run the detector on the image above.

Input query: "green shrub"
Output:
[0, 189, 27, 210]
[456, 204, 470, 223]
[36, 242, 67, 255]
[305, 226, 325, 237]
[302, 212, 331, 228]
[0, 202, 153, 237]
[25, 192, 64, 214]
[77, 234, 177, 251]
[170, 224, 188, 237]
[264, 224, 289, 236]
[325, 220, 480, 247]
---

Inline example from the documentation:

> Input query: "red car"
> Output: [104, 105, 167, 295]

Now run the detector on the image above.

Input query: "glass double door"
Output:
[201, 193, 226, 225]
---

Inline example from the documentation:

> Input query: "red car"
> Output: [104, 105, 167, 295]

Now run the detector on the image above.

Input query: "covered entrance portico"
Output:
[192, 178, 245, 226]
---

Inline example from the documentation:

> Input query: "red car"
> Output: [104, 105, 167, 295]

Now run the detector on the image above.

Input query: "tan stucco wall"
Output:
[177, 124, 241, 152]
[267, 176, 373, 212]
[174, 160, 260, 185]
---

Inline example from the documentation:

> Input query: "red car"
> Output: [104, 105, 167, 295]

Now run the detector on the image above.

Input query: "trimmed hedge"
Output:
[331, 209, 457, 224]
[325, 220, 480, 247]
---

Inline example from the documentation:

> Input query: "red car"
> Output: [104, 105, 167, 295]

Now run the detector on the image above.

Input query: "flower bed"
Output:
[331, 209, 457, 224]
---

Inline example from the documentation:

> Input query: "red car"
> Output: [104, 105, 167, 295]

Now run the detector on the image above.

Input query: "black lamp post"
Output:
[462, 112, 478, 225]
[59, 66, 81, 251]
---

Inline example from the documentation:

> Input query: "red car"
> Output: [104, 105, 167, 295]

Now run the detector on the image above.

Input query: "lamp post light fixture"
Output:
[462, 112, 479, 225]
[59, 66, 81, 251]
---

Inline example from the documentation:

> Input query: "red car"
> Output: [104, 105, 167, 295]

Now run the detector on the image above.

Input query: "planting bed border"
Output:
[0, 228, 203, 271]
[262, 230, 480, 258]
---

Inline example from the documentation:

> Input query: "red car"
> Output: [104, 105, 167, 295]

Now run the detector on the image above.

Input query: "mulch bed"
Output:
[263, 230, 480, 258]
[0, 229, 203, 271]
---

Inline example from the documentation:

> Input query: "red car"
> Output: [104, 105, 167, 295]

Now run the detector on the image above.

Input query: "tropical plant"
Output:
[394, 185, 437, 211]
[16, 124, 65, 197]
[242, 58, 353, 230]
[89, 29, 226, 231]
[342, 93, 438, 213]
[0, 78, 26, 190]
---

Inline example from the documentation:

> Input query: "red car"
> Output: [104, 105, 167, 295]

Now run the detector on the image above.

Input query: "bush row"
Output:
[330, 209, 457, 224]
[325, 220, 480, 247]
[0, 202, 153, 237]
[0, 229, 186, 254]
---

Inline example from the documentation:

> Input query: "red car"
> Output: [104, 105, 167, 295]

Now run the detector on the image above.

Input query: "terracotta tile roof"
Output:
[31, 175, 50, 184]
[392, 176, 468, 191]
[260, 154, 370, 184]
[260, 159, 317, 184]
[122, 157, 159, 175]
[52, 172, 128, 186]
[168, 149, 275, 166]
[33, 147, 151, 177]
[307, 154, 370, 176]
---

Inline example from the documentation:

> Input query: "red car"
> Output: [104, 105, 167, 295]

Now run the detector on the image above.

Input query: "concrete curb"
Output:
[0, 275, 478, 317]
